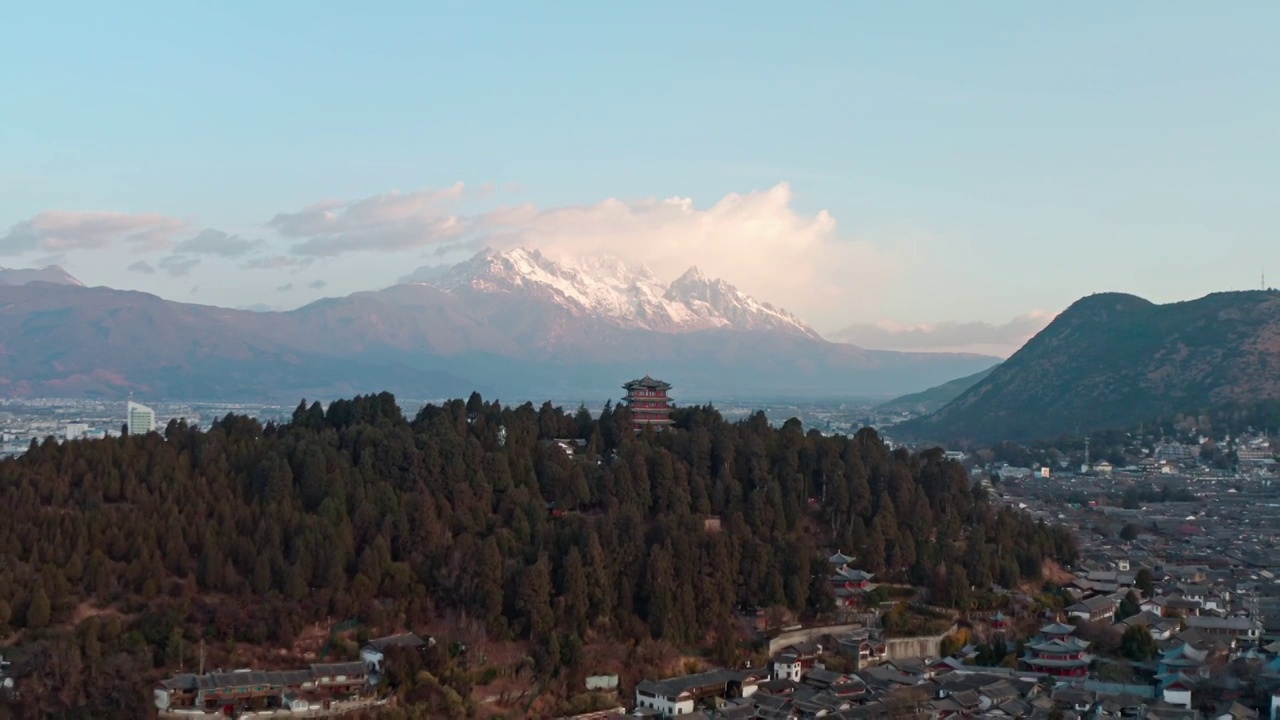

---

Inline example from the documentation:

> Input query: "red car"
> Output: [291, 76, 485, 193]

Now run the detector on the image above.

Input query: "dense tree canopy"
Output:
[0, 392, 1074, 715]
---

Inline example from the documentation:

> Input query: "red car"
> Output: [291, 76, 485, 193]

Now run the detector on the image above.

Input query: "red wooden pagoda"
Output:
[1020, 622, 1093, 677]
[623, 375, 674, 431]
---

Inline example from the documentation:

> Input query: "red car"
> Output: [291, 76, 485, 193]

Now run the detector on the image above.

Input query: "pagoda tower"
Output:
[622, 375, 674, 431]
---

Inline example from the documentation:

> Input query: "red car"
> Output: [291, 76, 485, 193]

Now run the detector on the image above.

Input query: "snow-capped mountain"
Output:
[0, 265, 83, 287]
[431, 247, 820, 338]
[0, 256, 1000, 401]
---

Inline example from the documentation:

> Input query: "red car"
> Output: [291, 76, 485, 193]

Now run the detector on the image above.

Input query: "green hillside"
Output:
[876, 365, 999, 415]
[899, 291, 1280, 442]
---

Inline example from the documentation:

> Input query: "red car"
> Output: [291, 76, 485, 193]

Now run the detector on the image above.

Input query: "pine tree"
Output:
[25, 585, 51, 630]
[517, 555, 554, 643]
[558, 547, 589, 636]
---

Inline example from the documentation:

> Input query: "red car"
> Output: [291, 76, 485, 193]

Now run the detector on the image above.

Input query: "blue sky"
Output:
[2, 2, 1276, 353]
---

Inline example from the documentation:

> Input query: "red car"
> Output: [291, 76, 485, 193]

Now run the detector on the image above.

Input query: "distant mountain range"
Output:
[0, 265, 83, 287]
[897, 291, 1280, 443]
[0, 249, 997, 402]
[875, 365, 998, 415]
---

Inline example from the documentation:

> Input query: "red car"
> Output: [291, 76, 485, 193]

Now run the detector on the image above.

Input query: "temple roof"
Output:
[1022, 655, 1092, 668]
[1028, 638, 1091, 653]
[624, 374, 672, 391]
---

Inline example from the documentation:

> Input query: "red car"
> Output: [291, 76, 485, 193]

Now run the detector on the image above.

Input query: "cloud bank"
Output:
[286, 182, 893, 326]
[268, 184, 469, 257]
[0, 211, 186, 256]
[829, 311, 1056, 357]
[3, 182, 915, 330]
[173, 229, 262, 257]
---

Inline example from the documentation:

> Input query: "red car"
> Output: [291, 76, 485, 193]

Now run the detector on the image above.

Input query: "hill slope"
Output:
[0, 395, 1076, 715]
[898, 291, 1280, 442]
[875, 364, 999, 415]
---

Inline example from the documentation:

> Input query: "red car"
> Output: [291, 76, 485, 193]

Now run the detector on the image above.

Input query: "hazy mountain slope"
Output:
[0, 252, 999, 401]
[875, 364, 999, 415]
[0, 283, 480, 400]
[899, 291, 1280, 442]
[0, 265, 83, 286]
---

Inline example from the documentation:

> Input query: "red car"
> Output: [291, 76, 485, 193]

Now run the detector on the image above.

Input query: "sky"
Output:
[2, 2, 1277, 356]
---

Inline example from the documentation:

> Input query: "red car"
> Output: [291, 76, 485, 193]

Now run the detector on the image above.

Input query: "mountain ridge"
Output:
[875, 365, 999, 415]
[433, 247, 820, 338]
[0, 252, 998, 402]
[0, 265, 83, 287]
[897, 290, 1280, 442]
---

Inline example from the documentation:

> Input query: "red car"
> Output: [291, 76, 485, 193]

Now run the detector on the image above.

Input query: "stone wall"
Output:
[882, 628, 954, 661]
[767, 623, 867, 656]
[768, 622, 956, 663]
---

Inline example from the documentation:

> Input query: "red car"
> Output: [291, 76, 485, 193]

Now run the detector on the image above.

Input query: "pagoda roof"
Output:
[1040, 622, 1076, 635]
[833, 568, 874, 581]
[624, 374, 671, 390]
[1028, 638, 1091, 653]
[1021, 655, 1092, 669]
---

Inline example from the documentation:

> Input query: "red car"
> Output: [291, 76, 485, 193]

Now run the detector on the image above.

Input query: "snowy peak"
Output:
[0, 265, 84, 287]
[665, 265, 820, 339]
[426, 247, 819, 338]
[676, 265, 706, 284]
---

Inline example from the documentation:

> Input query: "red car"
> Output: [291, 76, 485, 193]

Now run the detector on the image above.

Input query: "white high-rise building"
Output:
[127, 401, 156, 435]
[63, 423, 89, 441]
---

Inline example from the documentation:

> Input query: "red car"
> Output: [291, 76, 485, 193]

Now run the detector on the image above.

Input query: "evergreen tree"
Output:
[25, 586, 51, 630]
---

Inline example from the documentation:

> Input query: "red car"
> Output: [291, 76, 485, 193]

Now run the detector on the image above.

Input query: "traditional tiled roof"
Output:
[363, 632, 427, 652]
[623, 375, 671, 391]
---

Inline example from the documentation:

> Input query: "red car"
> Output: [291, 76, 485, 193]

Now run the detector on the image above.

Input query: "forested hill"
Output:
[0, 393, 1074, 716]
[899, 290, 1280, 442]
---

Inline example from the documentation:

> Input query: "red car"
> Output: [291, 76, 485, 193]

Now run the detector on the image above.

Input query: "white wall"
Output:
[771, 661, 801, 682]
[360, 647, 384, 671]
[1164, 687, 1191, 709]
[634, 691, 694, 717]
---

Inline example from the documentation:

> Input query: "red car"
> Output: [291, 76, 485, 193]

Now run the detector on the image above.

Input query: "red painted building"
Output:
[827, 552, 874, 607]
[623, 375, 674, 431]
[1020, 622, 1093, 677]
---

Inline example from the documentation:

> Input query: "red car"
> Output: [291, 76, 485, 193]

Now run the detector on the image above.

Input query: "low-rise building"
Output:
[634, 669, 763, 717]
[154, 661, 369, 714]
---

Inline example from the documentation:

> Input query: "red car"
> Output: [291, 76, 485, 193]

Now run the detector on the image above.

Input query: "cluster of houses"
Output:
[626, 549, 1280, 719]
[153, 633, 426, 716]
[629, 640, 1280, 719]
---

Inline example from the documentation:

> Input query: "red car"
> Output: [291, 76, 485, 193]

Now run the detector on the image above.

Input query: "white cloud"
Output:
[157, 255, 201, 277]
[477, 183, 895, 326]
[287, 182, 894, 324]
[271, 183, 470, 256]
[0, 211, 187, 256]
[829, 311, 1056, 357]
[6, 182, 901, 325]
[241, 255, 310, 271]
[173, 228, 262, 257]
[127, 260, 156, 274]
[397, 262, 452, 284]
